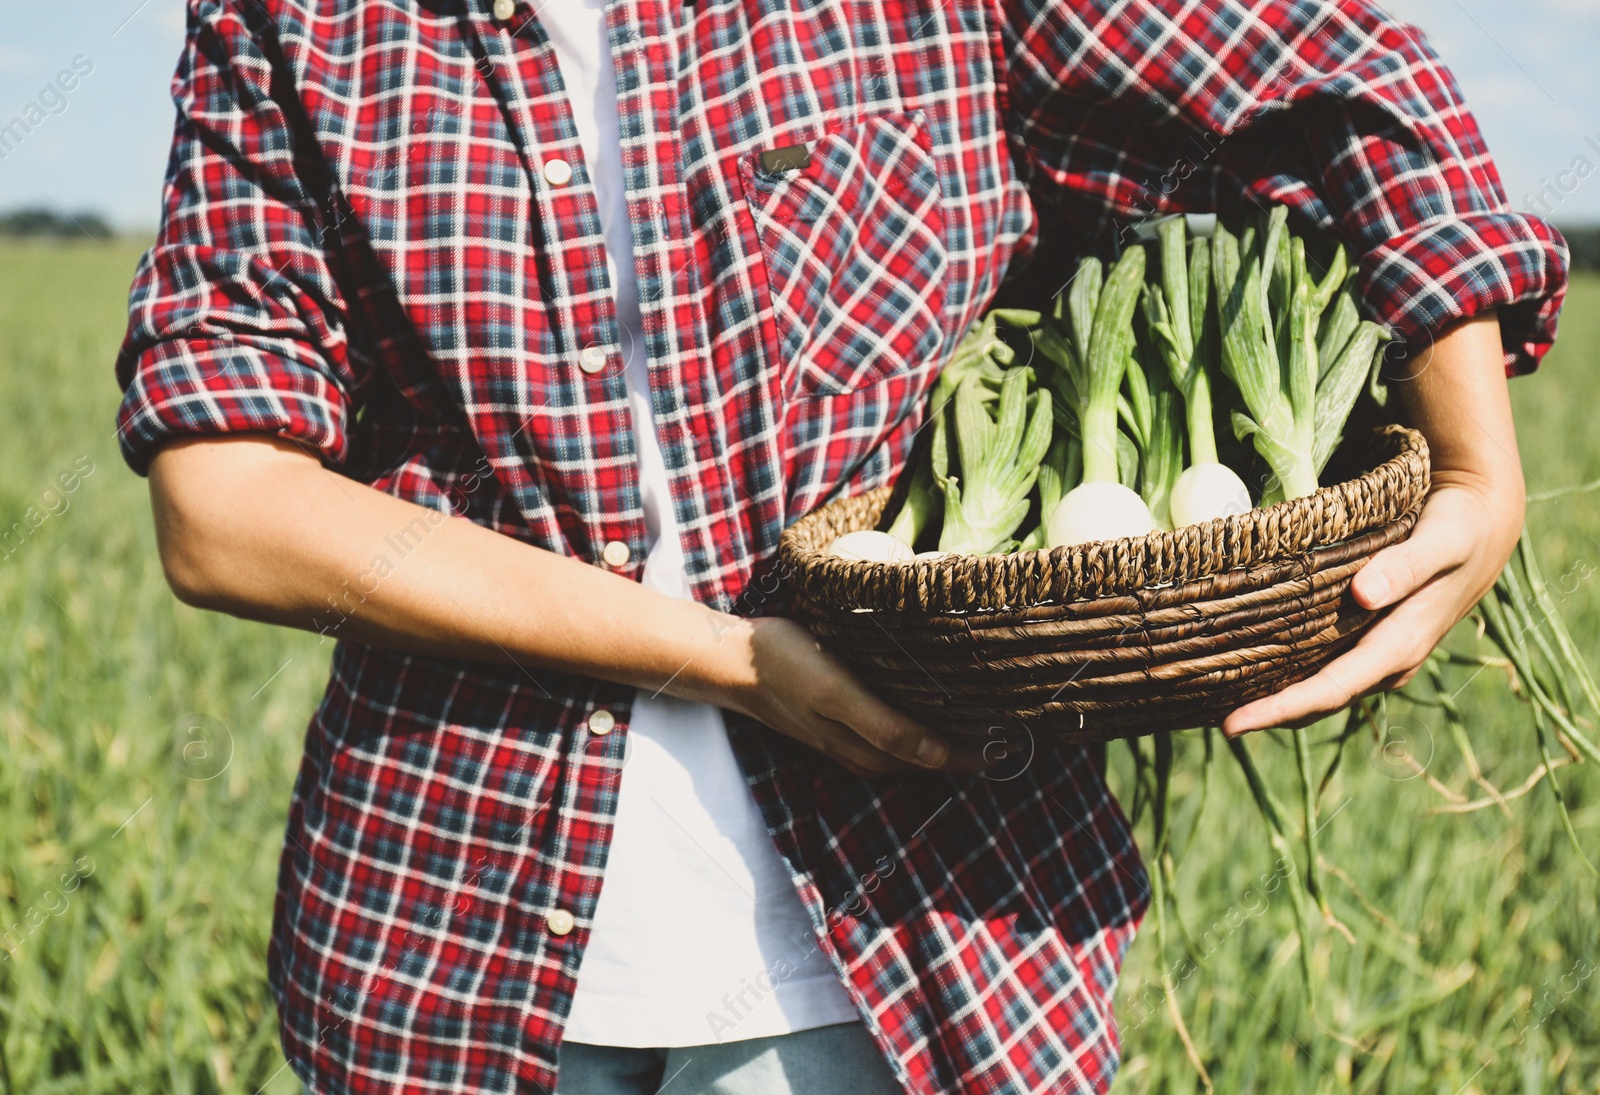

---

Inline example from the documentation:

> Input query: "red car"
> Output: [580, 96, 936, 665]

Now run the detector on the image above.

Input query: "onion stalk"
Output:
[1215, 207, 1393, 501]
[937, 367, 1054, 554]
[1018, 434, 1080, 550]
[883, 310, 1042, 550]
[1214, 208, 1321, 500]
[1042, 247, 1156, 546]
[1144, 217, 1251, 526]
[1119, 339, 1185, 529]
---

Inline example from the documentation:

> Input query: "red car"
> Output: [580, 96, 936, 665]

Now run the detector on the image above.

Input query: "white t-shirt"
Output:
[540, 1, 862, 1048]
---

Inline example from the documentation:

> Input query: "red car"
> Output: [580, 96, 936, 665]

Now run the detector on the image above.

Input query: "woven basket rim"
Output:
[779, 424, 1430, 616]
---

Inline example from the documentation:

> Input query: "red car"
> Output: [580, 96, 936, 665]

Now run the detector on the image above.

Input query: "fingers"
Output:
[1223, 591, 1445, 735]
[940, 741, 998, 776]
[812, 679, 954, 771]
[1349, 496, 1475, 610]
[1228, 487, 1508, 735]
[769, 623, 1005, 777]
[1229, 492, 1486, 735]
[806, 715, 991, 778]
[812, 727, 907, 778]
[1376, 663, 1423, 693]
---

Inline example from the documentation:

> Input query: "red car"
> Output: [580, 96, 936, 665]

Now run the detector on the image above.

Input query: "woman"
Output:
[115, 1, 1564, 1092]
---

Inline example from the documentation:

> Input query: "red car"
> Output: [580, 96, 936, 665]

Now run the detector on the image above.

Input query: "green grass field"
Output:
[0, 240, 1595, 1093]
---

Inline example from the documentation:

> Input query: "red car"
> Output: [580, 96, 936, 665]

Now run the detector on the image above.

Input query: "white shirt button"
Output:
[492, 0, 515, 21]
[546, 909, 576, 936]
[587, 709, 616, 735]
[542, 158, 573, 187]
[579, 345, 608, 373]
[601, 540, 631, 568]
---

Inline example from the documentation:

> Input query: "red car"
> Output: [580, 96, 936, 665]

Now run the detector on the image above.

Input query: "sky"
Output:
[0, 2, 189, 231]
[0, 1, 1596, 233]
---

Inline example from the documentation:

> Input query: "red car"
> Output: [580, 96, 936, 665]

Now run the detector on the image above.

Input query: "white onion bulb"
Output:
[1168, 463, 1252, 528]
[1047, 482, 1156, 548]
[828, 530, 915, 563]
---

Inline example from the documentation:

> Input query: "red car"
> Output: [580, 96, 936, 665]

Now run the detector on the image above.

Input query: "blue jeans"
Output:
[554, 1021, 905, 1095]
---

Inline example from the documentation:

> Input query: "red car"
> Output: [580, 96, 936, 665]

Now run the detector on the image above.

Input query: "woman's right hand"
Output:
[693, 616, 985, 778]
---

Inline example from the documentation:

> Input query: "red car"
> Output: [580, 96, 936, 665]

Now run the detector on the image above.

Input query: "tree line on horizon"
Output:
[0, 206, 113, 240]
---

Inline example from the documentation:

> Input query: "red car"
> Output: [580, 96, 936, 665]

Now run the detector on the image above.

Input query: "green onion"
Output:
[1215, 210, 1320, 500]
[1018, 434, 1079, 550]
[1144, 217, 1252, 526]
[937, 367, 1054, 554]
[1045, 247, 1158, 545]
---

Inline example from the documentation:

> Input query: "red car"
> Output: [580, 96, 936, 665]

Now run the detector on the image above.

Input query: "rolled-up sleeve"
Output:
[115, 0, 358, 474]
[992, 0, 1569, 375]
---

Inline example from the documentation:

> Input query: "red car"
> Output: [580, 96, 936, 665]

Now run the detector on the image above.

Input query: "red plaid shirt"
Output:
[116, 1, 1566, 1092]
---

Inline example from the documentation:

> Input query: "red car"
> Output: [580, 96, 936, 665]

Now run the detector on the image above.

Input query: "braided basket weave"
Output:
[779, 425, 1430, 742]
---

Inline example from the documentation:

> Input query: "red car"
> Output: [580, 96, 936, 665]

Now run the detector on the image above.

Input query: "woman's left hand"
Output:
[1223, 310, 1525, 736]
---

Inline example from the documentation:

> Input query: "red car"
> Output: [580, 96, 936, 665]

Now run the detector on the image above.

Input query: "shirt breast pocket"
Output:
[737, 108, 948, 400]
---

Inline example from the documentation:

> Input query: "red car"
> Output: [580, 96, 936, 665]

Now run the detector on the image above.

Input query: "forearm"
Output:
[149, 434, 754, 708]
[1393, 311, 1525, 528]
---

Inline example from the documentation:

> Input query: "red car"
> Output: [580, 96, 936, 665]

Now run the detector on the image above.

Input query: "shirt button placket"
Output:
[517, 14, 647, 626]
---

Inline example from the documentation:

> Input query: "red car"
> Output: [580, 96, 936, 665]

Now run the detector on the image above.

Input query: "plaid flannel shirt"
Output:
[115, 1, 1567, 1092]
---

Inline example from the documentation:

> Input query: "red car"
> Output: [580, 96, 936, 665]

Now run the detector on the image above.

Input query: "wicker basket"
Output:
[779, 425, 1430, 742]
